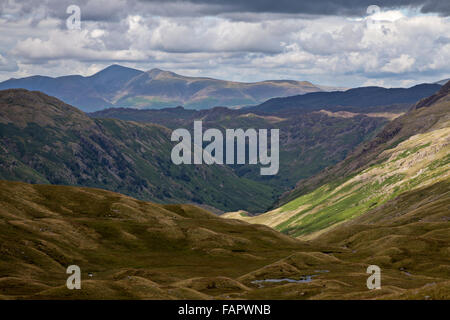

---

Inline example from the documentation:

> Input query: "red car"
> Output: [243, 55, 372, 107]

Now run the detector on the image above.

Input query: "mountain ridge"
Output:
[246, 83, 442, 114]
[0, 65, 324, 111]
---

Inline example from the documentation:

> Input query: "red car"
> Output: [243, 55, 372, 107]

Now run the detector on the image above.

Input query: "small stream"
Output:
[251, 270, 330, 287]
[251, 276, 314, 286]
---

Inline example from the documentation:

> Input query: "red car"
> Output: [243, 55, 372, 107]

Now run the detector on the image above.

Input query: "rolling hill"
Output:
[0, 65, 324, 111]
[0, 65, 143, 112]
[436, 78, 450, 86]
[0, 180, 306, 299]
[0, 180, 448, 299]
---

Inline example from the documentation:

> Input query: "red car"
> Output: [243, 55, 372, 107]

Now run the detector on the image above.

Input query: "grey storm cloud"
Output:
[139, 0, 450, 16]
[3, 0, 450, 22]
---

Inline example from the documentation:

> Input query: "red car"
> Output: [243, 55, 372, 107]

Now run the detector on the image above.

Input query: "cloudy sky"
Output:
[0, 0, 449, 87]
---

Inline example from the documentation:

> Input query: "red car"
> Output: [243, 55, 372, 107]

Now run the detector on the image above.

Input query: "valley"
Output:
[1, 0, 449, 303]
[0, 78, 448, 300]
[0, 88, 392, 213]
[0, 180, 448, 299]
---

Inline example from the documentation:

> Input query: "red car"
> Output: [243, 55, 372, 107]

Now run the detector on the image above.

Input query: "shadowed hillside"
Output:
[0, 89, 275, 213]
[247, 83, 441, 114]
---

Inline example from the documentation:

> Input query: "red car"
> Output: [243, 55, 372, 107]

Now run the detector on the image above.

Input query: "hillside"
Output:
[0, 89, 275, 213]
[279, 80, 450, 205]
[91, 104, 389, 199]
[0, 65, 324, 111]
[1, 180, 448, 299]
[224, 81, 450, 240]
[0, 180, 305, 299]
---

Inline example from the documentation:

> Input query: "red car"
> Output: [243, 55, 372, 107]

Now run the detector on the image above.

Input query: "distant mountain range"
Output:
[92, 82, 443, 121]
[247, 83, 442, 114]
[0, 65, 326, 112]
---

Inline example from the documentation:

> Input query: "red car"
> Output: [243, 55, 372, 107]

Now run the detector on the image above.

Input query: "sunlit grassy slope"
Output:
[238, 181, 450, 300]
[224, 123, 449, 239]
[224, 83, 450, 240]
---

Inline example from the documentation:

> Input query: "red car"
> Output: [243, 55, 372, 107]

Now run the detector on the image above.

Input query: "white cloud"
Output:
[0, 2, 450, 87]
[381, 54, 415, 73]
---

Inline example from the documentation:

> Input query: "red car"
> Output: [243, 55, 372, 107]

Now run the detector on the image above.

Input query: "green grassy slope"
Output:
[237, 181, 450, 300]
[278, 81, 450, 206]
[224, 82, 450, 239]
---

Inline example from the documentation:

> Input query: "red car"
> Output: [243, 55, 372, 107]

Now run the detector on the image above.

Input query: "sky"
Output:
[0, 0, 450, 88]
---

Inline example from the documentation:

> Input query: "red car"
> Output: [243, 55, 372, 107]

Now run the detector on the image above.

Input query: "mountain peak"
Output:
[148, 67, 163, 73]
[90, 64, 143, 78]
[146, 68, 179, 78]
[0, 66, 325, 110]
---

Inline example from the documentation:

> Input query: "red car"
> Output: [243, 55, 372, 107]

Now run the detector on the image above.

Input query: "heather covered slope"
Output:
[0, 89, 275, 213]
